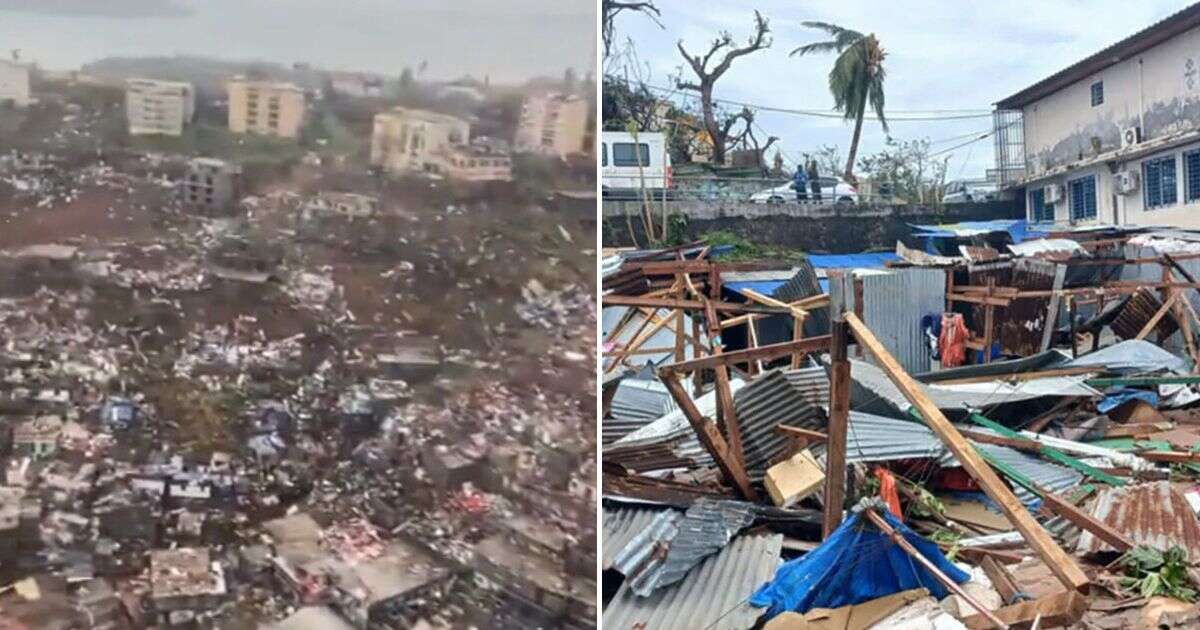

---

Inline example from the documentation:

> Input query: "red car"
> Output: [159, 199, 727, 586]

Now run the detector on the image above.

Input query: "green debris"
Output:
[1118, 546, 1198, 602]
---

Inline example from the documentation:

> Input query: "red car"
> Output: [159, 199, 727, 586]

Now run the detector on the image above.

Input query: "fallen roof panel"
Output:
[1076, 481, 1200, 561]
[603, 533, 782, 630]
[603, 505, 671, 571]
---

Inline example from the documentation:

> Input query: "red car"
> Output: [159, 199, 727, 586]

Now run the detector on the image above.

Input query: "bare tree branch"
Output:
[603, 0, 663, 58]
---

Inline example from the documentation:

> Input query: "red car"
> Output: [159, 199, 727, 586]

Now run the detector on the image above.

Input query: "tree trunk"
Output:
[700, 83, 724, 165]
[844, 102, 866, 186]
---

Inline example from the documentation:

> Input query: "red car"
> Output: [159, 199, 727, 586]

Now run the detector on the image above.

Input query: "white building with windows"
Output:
[125, 78, 195, 136]
[0, 59, 31, 108]
[995, 4, 1200, 229]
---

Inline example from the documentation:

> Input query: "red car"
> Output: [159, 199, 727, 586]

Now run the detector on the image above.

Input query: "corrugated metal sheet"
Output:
[773, 259, 829, 337]
[603, 505, 672, 570]
[959, 443, 1083, 507]
[611, 499, 758, 596]
[1076, 481, 1200, 560]
[732, 370, 827, 481]
[606, 378, 678, 445]
[1110, 288, 1179, 341]
[967, 259, 1065, 356]
[605, 380, 749, 473]
[603, 533, 782, 630]
[781, 366, 830, 407]
[847, 357, 1095, 418]
[810, 411, 947, 464]
[830, 268, 944, 374]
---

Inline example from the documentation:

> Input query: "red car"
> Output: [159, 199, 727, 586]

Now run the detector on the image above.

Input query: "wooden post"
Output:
[660, 372, 757, 500]
[691, 314, 703, 396]
[791, 313, 805, 369]
[982, 278, 995, 364]
[1068, 296, 1078, 359]
[843, 312, 1090, 593]
[704, 299, 747, 479]
[823, 318, 851, 538]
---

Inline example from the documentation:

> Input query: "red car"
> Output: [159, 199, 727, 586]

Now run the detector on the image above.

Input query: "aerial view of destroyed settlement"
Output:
[601, 1, 1200, 629]
[0, 0, 598, 628]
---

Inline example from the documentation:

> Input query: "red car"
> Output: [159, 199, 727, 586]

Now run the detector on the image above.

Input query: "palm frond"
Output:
[790, 41, 841, 57]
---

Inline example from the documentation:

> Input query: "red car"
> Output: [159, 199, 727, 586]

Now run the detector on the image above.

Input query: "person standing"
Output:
[792, 163, 808, 202]
[807, 158, 822, 203]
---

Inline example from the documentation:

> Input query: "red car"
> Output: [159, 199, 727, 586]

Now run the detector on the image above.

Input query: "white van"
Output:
[601, 131, 672, 199]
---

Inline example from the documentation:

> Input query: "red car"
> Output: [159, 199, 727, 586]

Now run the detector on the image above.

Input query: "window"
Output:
[612, 142, 650, 167]
[601, 143, 607, 167]
[1090, 81, 1104, 106]
[1030, 188, 1055, 223]
[1185, 149, 1200, 203]
[1143, 155, 1178, 209]
[1068, 175, 1097, 221]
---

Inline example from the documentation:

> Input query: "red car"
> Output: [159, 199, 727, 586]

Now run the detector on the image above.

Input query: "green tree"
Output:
[792, 22, 888, 185]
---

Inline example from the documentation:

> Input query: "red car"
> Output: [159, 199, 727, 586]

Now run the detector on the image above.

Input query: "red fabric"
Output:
[938, 313, 970, 367]
[875, 467, 903, 522]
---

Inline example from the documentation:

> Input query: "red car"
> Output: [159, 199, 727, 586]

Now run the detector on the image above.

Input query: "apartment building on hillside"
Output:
[370, 107, 469, 174]
[227, 78, 306, 139]
[514, 93, 589, 158]
[125, 79, 195, 136]
[0, 59, 31, 108]
[994, 4, 1200, 229]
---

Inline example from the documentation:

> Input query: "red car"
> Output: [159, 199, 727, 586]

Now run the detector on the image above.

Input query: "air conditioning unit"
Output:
[1121, 126, 1142, 149]
[1115, 169, 1140, 195]
[1043, 183, 1064, 205]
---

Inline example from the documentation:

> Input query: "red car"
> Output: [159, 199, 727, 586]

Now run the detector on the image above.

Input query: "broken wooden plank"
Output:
[659, 335, 832, 374]
[979, 555, 1024, 606]
[844, 312, 1090, 593]
[823, 319, 850, 538]
[961, 590, 1087, 630]
[659, 372, 757, 501]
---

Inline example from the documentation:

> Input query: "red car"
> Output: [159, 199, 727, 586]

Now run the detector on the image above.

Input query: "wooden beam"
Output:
[948, 292, 1013, 307]
[776, 425, 828, 442]
[1036, 486, 1135, 553]
[1135, 292, 1179, 340]
[823, 319, 850, 538]
[659, 335, 832, 374]
[1137, 450, 1200, 464]
[603, 295, 787, 314]
[843, 312, 1090, 593]
[961, 590, 1087, 630]
[705, 299, 748, 483]
[660, 373, 757, 500]
[979, 556, 1023, 606]
[863, 508, 1009, 629]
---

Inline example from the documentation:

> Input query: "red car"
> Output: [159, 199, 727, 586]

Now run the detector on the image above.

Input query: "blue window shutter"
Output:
[1186, 150, 1200, 202]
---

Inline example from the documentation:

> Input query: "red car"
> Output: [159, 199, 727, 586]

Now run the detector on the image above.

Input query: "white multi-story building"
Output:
[370, 107, 470, 174]
[0, 59, 31, 108]
[996, 4, 1200, 229]
[125, 78, 195, 136]
[514, 93, 589, 157]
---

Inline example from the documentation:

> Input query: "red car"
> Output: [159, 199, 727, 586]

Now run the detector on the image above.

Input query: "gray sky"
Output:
[0, 0, 596, 83]
[610, 0, 1188, 180]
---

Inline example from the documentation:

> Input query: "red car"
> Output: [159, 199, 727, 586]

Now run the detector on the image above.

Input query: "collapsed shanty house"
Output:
[601, 227, 1200, 629]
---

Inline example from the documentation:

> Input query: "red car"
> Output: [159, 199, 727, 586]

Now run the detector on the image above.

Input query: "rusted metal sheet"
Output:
[1110, 288, 1179, 341]
[967, 259, 1064, 356]
[1076, 481, 1200, 560]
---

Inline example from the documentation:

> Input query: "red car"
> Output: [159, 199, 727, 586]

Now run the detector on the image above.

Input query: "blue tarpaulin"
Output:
[748, 506, 969, 620]
[1097, 388, 1159, 413]
[807, 252, 900, 269]
[725, 280, 789, 297]
[909, 219, 1047, 244]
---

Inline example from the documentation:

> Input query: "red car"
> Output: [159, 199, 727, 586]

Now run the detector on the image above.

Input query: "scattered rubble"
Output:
[602, 228, 1200, 629]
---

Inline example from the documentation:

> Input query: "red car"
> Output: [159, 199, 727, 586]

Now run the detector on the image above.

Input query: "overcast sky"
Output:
[0, 0, 595, 83]
[610, 0, 1189, 180]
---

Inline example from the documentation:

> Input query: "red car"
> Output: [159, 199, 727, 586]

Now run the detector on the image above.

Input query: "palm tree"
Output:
[792, 22, 888, 185]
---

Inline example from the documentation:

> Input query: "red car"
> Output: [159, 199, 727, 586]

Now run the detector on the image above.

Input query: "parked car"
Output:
[943, 180, 999, 204]
[749, 176, 859, 205]
[601, 131, 672, 200]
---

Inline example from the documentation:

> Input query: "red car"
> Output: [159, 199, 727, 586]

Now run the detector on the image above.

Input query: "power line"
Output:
[619, 79, 995, 121]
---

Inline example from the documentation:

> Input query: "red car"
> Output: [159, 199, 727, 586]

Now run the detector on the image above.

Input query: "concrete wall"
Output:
[1021, 22, 1200, 228]
[602, 200, 1021, 252]
[0, 60, 30, 107]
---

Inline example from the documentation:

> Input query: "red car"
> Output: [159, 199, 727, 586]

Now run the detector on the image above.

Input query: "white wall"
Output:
[0, 60, 31, 107]
[1021, 22, 1200, 226]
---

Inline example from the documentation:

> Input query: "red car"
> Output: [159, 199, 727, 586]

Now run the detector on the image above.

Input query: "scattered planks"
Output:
[843, 312, 1090, 593]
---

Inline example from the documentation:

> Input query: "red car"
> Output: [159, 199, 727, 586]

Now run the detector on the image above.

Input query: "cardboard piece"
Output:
[765, 449, 824, 507]
[763, 588, 929, 630]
